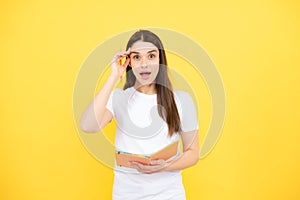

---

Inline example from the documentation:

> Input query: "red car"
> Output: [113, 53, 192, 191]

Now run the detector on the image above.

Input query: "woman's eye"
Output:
[149, 54, 156, 59]
[133, 55, 140, 59]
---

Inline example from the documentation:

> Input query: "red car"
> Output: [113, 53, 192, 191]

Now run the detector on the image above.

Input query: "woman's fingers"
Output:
[122, 56, 130, 67]
[126, 47, 131, 55]
[116, 48, 131, 57]
[117, 48, 131, 59]
[129, 161, 165, 174]
[109, 48, 132, 79]
[113, 51, 129, 64]
[112, 55, 125, 66]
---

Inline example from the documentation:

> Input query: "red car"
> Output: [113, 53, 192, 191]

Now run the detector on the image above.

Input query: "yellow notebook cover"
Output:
[115, 140, 179, 168]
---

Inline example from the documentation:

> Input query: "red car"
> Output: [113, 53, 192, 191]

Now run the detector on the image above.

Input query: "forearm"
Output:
[80, 76, 118, 133]
[161, 149, 199, 172]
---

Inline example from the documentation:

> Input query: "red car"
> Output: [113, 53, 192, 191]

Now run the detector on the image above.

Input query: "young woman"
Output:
[80, 29, 199, 200]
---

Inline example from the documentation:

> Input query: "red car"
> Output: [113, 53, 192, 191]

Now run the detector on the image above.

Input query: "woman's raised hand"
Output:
[110, 47, 131, 79]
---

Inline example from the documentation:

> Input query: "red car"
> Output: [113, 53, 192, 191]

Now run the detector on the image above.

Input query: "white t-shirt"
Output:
[106, 86, 199, 200]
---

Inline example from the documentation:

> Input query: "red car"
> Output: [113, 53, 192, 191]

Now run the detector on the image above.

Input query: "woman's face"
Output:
[129, 40, 159, 85]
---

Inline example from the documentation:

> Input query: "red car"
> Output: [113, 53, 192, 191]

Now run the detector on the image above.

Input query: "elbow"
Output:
[192, 151, 200, 166]
[79, 119, 100, 134]
[80, 125, 100, 133]
[194, 156, 200, 165]
[80, 125, 99, 133]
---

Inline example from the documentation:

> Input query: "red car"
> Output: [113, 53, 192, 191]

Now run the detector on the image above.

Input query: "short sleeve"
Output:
[105, 90, 115, 117]
[180, 92, 199, 132]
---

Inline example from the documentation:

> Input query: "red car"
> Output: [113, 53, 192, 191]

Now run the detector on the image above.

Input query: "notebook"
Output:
[115, 140, 179, 168]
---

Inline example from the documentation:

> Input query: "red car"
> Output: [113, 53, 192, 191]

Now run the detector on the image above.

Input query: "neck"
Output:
[134, 83, 157, 94]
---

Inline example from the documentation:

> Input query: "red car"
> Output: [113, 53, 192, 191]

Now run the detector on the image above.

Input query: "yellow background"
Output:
[1, 0, 300, 199]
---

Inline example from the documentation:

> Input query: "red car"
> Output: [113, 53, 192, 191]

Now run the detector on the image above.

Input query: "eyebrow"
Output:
[130, 49, 158, 54]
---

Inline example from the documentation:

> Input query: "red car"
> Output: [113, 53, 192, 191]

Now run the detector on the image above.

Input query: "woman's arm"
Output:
[80, 48, 131, 133]
[161, 130, 199, 171]
[129, 130, 200, 173]
[79, 76, 118, 133]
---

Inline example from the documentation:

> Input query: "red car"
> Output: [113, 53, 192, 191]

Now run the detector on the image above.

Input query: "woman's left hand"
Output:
[129, 159, 168, 174]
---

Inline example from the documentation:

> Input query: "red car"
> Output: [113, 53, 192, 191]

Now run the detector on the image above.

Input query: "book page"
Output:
[115, 140, 179, 168]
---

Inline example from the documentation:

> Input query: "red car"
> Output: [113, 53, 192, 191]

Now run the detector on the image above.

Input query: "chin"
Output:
[137, 79, 156, 86]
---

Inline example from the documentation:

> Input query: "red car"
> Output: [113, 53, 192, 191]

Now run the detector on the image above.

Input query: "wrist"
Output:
[159, 162, 170, 172]
[108, 75, 119, 82]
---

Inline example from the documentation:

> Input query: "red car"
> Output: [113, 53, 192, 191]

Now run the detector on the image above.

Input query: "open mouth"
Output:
[139, 72, 151, 80]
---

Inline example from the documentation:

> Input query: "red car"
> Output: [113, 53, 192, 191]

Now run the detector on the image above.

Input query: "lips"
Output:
[139, 72, 151, 75]
[139, 71, 151, 80]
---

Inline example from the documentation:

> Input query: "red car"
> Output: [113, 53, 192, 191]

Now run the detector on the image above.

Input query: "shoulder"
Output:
[173, 89, 193, 102]
[110, 87, 134, 99]
[111, 87, 132, 94]
[173, 90, 196, 109]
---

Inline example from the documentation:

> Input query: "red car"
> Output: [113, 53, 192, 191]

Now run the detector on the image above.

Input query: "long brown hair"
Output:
[123, 29, 182, 138]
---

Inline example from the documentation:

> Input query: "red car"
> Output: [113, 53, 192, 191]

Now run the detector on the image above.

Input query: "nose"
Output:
[140, 57, 147, 68]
